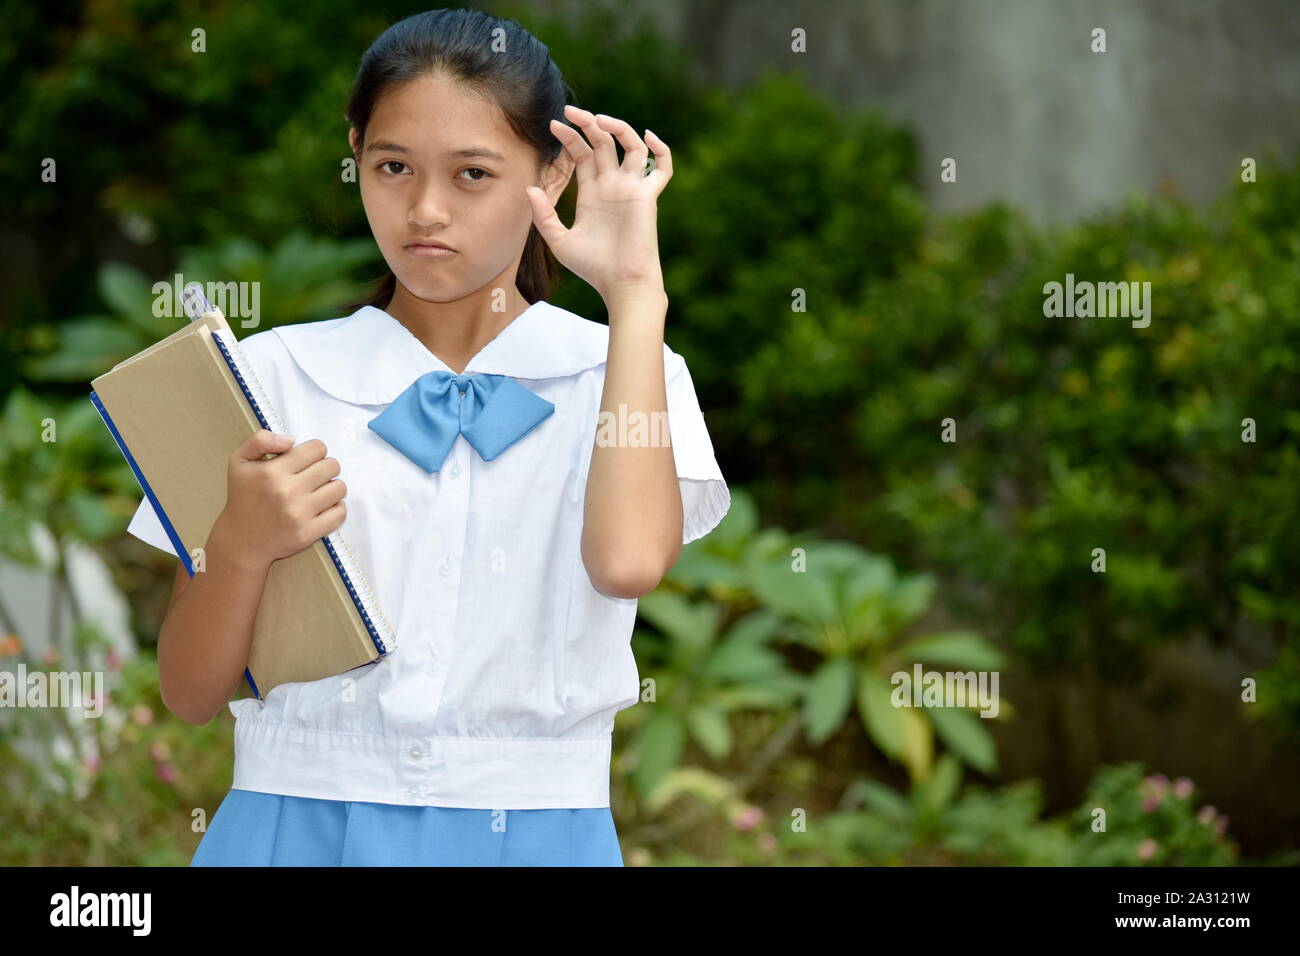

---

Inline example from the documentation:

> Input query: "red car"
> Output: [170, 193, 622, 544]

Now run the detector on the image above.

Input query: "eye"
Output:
[458, 167, 492, 182]
[378, 161, 409, 175]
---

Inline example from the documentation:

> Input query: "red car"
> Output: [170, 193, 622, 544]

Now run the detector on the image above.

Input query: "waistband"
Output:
[227, 701, 612, 809]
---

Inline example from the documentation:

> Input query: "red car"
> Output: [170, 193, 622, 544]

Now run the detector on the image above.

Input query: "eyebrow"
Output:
[365, 140, 506, 162]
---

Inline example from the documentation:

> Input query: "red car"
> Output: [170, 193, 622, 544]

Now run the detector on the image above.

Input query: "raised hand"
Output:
[525, 104, 672, 305]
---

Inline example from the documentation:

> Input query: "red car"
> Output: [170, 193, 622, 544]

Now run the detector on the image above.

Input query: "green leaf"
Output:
[858, 667, 905, 759]
[633, 708, 686, 797]
[711, 678, 805, 711]
[920, 753, 962, 814]
[927, 705, 999, 775]
[701, 639, 789, 684]
[97, 261, 157, 334]
[634, 590, 718, 654]
[887, 572, 936, 628]
[857, 781, 913, 821]
[749, 552, 838, 626]
[664, 549, 741, 591]
[898, 705, 933, 781]
[27, 316, 147, 382]
[685, 705, 732, 759]
[725, 608, 785, 646]
[901, 630, 1004, 670]
[802, 656, 855, 745]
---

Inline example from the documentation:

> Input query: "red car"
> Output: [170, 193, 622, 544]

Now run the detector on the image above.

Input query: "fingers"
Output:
[236, 428, 295, 462]
[548, 116, 595, 190]
[526, 180, 568, 248]
[643, 128, 673, 188]
[553, 106, 672, 192]
[261, 436, 329, 476]
[563, 104, 618, 176]
[591, 113, 648, 176]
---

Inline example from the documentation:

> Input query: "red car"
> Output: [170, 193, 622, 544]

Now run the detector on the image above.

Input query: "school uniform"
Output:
[126, 299, 730, 866]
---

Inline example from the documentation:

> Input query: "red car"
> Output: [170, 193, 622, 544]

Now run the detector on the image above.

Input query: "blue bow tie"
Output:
[368, 371, 554, 473]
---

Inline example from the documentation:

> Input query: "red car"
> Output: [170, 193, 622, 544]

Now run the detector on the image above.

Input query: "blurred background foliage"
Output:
[1, 0, 1296, 865]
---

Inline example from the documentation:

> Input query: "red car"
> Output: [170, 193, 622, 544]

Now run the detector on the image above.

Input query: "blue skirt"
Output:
[191, 788, 624, 867]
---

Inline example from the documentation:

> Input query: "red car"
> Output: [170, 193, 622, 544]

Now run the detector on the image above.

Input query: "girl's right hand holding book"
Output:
[217, 429, 348, 570]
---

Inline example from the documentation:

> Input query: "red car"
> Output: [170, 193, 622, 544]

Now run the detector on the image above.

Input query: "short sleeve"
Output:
[126, 495, 179, 557]
[664, 347, 731, 544]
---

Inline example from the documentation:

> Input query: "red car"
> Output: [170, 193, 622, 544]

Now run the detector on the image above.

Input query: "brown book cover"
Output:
[89, 300, 397, 700]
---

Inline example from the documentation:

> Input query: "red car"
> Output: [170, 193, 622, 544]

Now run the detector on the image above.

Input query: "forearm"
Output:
[581, 285, 682, 598]
[158, 514, 271, 725]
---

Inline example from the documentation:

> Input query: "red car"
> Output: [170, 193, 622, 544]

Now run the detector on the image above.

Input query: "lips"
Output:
[404, 240, 457, 259]
[405, 240, 454, 251]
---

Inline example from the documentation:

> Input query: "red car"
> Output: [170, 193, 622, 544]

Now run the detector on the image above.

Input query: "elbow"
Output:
[587, 557, 668, 599]
[581, 528, 681, 599]
[160, 690, 202, 726]
[160, 679, 217, 727]
[594, 544, 682, 599]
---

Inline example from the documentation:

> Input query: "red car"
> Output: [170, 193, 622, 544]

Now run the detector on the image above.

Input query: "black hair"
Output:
[339, 8, 578, 313]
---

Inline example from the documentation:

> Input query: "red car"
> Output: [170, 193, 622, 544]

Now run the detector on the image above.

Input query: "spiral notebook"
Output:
[88, 284, 397, 700]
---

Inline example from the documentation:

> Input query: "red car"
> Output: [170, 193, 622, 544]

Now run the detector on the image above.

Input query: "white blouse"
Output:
[125, 300, 730, 808]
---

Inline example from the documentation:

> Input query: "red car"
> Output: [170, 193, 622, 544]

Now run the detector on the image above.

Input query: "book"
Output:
[89, 284, 397, 700]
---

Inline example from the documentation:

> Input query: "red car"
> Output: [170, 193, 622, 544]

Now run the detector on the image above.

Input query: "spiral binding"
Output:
[210, 327, 397, 657]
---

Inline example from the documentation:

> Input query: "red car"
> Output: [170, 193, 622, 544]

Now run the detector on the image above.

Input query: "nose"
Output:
[407, 178, 451, 229]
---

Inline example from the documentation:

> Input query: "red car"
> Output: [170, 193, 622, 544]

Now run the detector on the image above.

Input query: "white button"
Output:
[401, 786, 418, 797]
[409, 746, 423, 760]
[428, 652, 439, 674]
[439, 556, 452, 576]
[450, 460, 461, 477]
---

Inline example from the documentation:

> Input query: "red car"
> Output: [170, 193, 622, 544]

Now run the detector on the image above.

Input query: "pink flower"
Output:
[733, 805, 765, 831]
[1197, 805, 1217, 825]
[105, 648, 121, 672]
[1214, 814, 1229, 836]
[149, 740, 170, 762]
[757, 833, 777, 853]
[1141, 774, 1169, 798]
[83, 753, 101, 776]
[1137, 838, 1158, 862]
[1140, 795, 1161, 813]
[43, 646, 59, 665]
[131, 705, 154, 726]
[1173, 777, 1193, 799]
[155, 762, 178, 785]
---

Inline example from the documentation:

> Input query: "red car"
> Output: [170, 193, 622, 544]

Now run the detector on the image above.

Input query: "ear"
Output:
[348, 127, 361, 161]
[539, 150, 575, 205]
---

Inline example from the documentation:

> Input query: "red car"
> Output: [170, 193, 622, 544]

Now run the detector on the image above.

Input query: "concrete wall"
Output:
[542, 0, 1300, 225]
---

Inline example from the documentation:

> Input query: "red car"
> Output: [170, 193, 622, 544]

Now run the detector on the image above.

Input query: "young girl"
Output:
[125, 8, 730, 866]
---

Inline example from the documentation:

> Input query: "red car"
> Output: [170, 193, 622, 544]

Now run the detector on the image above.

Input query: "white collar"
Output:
[270, 299, 612, 405]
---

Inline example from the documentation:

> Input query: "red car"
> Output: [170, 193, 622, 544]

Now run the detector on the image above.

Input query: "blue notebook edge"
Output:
[89, 388, 262, 701]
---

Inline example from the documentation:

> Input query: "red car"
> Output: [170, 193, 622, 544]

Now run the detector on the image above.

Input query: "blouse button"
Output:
[408, 746, 423, 760]
[449, 460, 461, 478]
[439, 556, 452, 576]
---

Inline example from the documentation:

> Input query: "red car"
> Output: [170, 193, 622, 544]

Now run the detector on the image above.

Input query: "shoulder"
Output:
[237, 315, 351, 360]
[532, 300, 688, 381]
[236, 311, 374, 403]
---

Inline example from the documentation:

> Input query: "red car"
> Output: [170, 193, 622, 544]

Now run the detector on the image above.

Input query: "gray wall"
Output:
[543, 0, 1300, 226]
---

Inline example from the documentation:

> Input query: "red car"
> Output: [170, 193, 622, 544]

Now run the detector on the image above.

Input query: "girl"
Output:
[127, 8, 729, 866]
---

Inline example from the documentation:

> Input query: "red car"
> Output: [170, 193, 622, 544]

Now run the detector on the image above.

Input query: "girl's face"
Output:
[350, 73, 568, 304]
